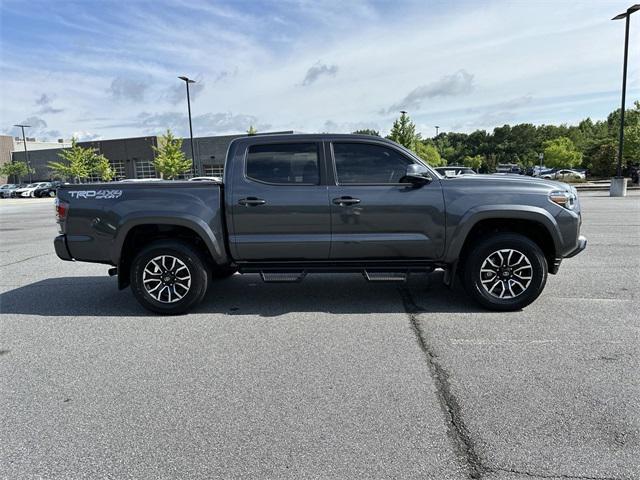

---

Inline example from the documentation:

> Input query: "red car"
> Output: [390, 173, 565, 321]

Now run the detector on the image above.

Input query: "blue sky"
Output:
[1, 0, 638, 141]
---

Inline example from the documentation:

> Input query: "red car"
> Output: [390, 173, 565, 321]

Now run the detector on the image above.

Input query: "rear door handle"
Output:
[332, 196, 361, 206]
[239, 197, 266, 206]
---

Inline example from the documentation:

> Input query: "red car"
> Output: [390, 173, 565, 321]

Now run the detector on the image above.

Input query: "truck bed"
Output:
[56, 181, 227, 266]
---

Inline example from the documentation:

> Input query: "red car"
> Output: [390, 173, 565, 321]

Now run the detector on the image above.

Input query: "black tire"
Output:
[210, 265, 238, 279]
[130, 240, 209, 315]
[462, 233, 547, 311]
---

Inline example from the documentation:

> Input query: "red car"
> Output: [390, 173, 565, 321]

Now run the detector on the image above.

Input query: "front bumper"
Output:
[54, 235, 73, 261]
[565, 235, 587, 258]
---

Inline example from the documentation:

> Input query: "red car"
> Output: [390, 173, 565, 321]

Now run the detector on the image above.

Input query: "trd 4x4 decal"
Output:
[68, 190, 123, 199]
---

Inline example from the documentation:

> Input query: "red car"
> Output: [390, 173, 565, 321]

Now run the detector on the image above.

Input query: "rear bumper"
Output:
[54, 235, 73, 261]
[565, 235, 587, 258]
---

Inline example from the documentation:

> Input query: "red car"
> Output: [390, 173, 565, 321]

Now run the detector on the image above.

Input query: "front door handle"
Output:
[332, 196, 361, 206]
[239, 197, 266, 206]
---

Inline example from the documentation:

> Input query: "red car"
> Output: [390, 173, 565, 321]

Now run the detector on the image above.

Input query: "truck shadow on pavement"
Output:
[0, 272, 485, 317]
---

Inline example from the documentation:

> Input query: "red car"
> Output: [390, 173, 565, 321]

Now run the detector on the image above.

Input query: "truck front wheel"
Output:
[130, 240, 209, 315]
[462, 233, 548, 311]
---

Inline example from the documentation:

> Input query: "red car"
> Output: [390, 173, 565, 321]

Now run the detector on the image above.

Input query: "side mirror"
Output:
[403, 164, 432, 185]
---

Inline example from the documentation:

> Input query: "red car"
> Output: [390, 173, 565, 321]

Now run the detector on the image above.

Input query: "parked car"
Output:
[14, 182, 51, 197]
[541, 169, 585, 180]
[119, 178, 164, 183]
[433, 166, 476, 177]
[33, 181, 63, 198]
[496, 163, 523, 174]
[555, 169, 585, 180]
[0, 184, 18, 198]
[1, 184, 25, 198]
[189, 176, 222, 182]
[54, 133, 586, 314]
[10, 183, 32, 197]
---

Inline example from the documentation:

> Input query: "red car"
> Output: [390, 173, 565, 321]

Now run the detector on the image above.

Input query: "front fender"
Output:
[444, 205, 562, 263]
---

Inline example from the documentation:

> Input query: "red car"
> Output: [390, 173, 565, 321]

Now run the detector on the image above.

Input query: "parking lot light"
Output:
[610, 4, 640, 197]
[178, 76, 197, 177]
[13, 124, 33, 183]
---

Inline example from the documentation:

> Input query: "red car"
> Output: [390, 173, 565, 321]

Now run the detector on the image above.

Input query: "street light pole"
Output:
[538, 152, 544, 175]
[178, 76, 197, 176]
[611, 4, 639, 196]
[13, 124, 32, 183]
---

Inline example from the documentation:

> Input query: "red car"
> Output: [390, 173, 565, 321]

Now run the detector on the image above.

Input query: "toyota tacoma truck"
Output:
[53, 134, 586, 314]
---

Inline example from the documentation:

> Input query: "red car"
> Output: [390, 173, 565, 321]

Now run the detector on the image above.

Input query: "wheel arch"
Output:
[446, 206, 561, 272]
[113, 216, 228, 289]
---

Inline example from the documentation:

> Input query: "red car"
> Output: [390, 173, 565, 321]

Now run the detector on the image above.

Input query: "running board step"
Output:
[363, 271, 408, 282]
[260, 271, 307, 283]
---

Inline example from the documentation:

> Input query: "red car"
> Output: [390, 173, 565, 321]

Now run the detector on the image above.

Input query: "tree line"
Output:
[355, 101, 640, 176]
[2, 104, 638, 183]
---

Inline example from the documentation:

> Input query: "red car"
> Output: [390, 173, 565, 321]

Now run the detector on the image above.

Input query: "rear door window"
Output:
[246, 143, 320, 185]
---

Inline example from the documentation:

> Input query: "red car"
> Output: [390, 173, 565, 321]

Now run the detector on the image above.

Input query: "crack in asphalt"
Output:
[1, 252, 53, 267]
[399, 285, 627, 480]
[399, 286, 485, 479]
[492, 466, 623, 480]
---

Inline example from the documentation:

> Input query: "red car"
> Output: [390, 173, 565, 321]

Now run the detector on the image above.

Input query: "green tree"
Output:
[48, 138, 114, 182]
[542, 137, 582, 169]
[388, 111, 419, 150]
[90, 154, 115, 181]
[462, 155, 483, 171]
[247, 125, 258, 135]
[0, 161, 33, 182]
[152, 129, 192, 179]
[623, 122, 640, 165]
[352, 129, 380, 136]
[415, 141, 445, 166]
[588, 143, 617, 177]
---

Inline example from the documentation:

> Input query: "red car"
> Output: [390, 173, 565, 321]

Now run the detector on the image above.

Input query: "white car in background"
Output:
[541, 169, 586, 181]
[188, 176, 222, 182]
[14, 182, 51, 198]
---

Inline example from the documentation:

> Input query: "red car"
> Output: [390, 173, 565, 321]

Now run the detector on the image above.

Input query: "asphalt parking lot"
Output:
[1, 192, 638, 480]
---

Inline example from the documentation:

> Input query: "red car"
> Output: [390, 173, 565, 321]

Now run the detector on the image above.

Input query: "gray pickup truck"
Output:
[54, 134, 586, 314]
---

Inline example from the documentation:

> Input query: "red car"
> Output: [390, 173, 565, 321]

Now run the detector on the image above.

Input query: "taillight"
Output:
[55, 198, 69, 232]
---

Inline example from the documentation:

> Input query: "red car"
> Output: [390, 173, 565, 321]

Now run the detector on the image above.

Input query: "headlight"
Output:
[549, 190, 576, 210]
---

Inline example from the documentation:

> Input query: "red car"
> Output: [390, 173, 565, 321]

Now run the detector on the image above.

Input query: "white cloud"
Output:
[385, 70, 475, 114]
[0, 0, 638, 141]
[72, 130, 102, 141]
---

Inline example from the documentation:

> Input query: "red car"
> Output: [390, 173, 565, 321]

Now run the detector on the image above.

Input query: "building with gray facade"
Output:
[10, 132, 294, 182]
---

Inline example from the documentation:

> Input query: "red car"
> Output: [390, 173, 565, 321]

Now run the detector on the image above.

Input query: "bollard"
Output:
[609, 177, 628, 197]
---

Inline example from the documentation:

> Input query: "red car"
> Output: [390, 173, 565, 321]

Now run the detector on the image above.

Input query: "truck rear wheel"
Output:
[130, 240, 209, 315]
[462, 233, 547, 311]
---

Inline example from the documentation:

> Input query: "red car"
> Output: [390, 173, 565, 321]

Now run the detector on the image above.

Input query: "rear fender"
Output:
[112, 215, 228, 266]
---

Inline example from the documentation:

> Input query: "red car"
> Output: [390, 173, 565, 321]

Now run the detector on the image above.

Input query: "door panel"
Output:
[229, 142, 331, 260]
[329, 184, 445, 259]
[328, 142, 445, 260]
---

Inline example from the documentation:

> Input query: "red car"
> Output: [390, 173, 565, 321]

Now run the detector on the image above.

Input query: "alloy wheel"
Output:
[479, 248, 533, 299]
[142, 255, 192, 303]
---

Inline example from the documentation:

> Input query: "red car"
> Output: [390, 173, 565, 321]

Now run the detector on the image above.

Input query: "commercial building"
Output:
[0, 135, 71, 183]
[9, 132, 294, 182]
